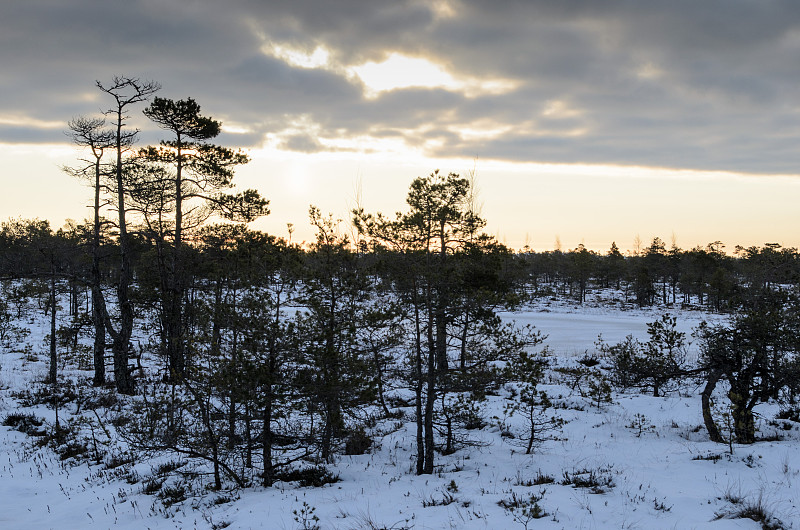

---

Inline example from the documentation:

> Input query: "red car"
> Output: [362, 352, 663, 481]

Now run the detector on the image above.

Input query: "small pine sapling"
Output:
[598, 314, 690, 397]
[293, 501, 320, 530]
[587, 372, 613, 408]
[499, 490, 547, 530]
[627, 413, 656, 437]
[502, 350, 564, 453]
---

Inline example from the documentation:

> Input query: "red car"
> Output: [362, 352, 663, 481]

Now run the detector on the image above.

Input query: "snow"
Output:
[0, 300, 797, 529]
[501, 295, 720, 357]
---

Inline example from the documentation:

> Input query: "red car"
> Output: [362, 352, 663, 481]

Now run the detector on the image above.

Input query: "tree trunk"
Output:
[91, 285, 105, 387]
[459, 315, 470, 371]
[701, 369, 723, 443]
[91, 160, 105, 387]
[435, 307, 448, 372]
[526, 406, 536, 455]
[48, 272, 57, 384]
[262, 397, 273, 487]
[374, 345, 391, 417]
[413, 289, 424, 476]
[165, 285, 184, 380]
[423, 361, 435, 474]
[423, 305, 436, 474]
[228, 286, 239, 450]
[112, 107, 134, 395]
[244, 402, 252, 470]
[320, 299, 342, 462]
[729, 389, 755, 444]
[167, 141, 186, 380]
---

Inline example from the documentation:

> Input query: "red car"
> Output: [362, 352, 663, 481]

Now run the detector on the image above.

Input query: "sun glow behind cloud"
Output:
[349, 52, 518, 98]
[350, 53, 457, 94]
[221, 123, 252, 134]
[258, 37, 518, 100]
[265, 43, 331, 69]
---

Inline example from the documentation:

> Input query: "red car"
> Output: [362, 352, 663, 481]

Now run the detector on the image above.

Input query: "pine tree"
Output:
[138, 96, 268, 379]
[355, 171, 535, 474]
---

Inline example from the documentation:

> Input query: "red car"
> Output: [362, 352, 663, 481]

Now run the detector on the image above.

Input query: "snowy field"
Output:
[1, 302, 798, 530]
[501, 303, 713, 358]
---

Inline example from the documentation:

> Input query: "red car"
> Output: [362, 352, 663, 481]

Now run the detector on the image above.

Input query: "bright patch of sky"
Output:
[265, 43, 331, 70]
[220, 122, 253, 135]
[260, 41, 518, 99]
[349, 53, 518, 98]
[0, 115, 63, 129]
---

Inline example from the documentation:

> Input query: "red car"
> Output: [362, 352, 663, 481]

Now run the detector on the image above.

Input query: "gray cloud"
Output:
[0, 124, 66, 144]
[280, 133, 324, 153]
[2, 0, 800, 173]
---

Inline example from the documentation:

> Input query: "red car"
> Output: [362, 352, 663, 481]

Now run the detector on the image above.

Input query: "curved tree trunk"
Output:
[701, 369, 723, 443]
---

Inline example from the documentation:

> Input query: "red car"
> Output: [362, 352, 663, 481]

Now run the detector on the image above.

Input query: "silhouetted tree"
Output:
[96, 76, 160, 394]
[64, 116, 115, 386]
[139, 96, 267, 379]
[296, 207, 375, 462]
[355, 171, 534, 474]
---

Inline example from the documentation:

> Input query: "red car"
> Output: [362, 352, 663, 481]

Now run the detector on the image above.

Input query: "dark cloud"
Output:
[280, 133, 324, 153]
[2, 0, 800, 173]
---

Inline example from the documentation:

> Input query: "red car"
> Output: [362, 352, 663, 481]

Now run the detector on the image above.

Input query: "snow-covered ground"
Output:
[1, 300, 797, 529]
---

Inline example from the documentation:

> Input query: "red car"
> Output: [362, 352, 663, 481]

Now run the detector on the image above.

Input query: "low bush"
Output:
[3, 412, 46, 436]
[275, 466, 340, 487]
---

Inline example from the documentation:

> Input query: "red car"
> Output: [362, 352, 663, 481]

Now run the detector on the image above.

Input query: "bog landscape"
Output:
[1, 77, 799, 529]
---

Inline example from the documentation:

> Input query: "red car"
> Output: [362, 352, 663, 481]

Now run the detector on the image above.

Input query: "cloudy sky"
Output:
[2, 0, 800, 251]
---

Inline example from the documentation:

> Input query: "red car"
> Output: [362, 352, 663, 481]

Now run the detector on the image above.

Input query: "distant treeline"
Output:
[518, 238, 798, 310]
[2, 217, 795, 314]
